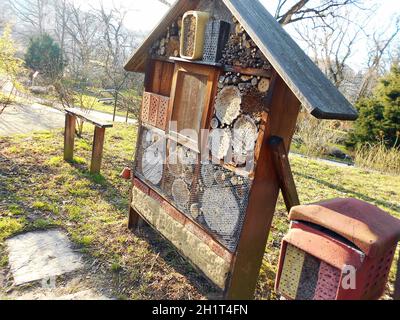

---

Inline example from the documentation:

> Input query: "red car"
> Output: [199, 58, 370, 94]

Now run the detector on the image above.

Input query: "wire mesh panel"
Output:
[203, 20, 231, 63]
[134, 126, 253, 252]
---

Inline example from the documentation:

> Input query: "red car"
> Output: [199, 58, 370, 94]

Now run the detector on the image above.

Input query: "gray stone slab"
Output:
[6, 230, 84, 286]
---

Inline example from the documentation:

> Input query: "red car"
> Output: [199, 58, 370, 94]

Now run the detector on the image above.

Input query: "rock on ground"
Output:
[6, 230, 84, 286]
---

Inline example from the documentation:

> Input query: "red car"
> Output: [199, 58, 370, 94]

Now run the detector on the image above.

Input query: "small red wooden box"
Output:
[275, 198, 400, 300]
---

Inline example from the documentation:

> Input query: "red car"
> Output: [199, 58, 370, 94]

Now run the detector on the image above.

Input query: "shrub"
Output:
[25, 33, 64, 80]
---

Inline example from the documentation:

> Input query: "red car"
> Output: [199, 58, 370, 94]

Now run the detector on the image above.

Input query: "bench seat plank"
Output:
[65, 107, 114, 128]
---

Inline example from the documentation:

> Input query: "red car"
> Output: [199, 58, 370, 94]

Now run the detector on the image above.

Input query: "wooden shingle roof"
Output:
[124, 0, 358, 121]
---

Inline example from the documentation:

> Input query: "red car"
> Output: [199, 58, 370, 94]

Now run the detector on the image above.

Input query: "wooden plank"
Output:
[90, 126, 106, 174]
[64, 113, 76, 162]
[269, 135, 300, 212]
[223, 65, 272, 78]
[222, 0, 357, 121]
[159, 61, 175, 96]
[65, 108, 113, 128]
[151, 60, 163, 94]
[224, 74, 301, 300]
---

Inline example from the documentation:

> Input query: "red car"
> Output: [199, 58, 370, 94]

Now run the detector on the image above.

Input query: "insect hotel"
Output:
[123, 0, 400, 299]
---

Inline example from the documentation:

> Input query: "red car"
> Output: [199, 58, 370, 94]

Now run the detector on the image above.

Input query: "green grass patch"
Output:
[0, 218, 25, 241]
[31, 218, 58, 230]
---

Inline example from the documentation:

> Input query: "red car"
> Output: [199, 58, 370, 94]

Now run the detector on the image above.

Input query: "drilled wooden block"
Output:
[141, 92, 151, 124]
[156, 95, 169, 130]
[278, 244, 306, 299]
[149, 94, 159, 127]
[313, 261, 341, 300]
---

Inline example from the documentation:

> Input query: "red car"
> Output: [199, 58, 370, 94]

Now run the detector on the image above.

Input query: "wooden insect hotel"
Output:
[124, 0, 400, 299]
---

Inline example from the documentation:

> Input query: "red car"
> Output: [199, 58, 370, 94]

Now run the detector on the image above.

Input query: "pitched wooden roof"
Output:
[124, 0, 358, 121]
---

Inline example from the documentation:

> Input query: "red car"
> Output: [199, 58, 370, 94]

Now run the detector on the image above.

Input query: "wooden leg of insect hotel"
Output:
[90, 126, 106, 174]
[64, 113, 76, 162]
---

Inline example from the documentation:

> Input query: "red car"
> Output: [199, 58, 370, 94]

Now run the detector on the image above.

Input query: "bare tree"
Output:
[8, 0, 51, 35]
[93, 2, 137, 89]
[274, 0, 361, 26]
[294, 10, 366, 101]
[357, 16, 400, 100]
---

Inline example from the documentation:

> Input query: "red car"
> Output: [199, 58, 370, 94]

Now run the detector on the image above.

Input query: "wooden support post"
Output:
[224, 75, 301, 300]
[269, 136, 300, 212]
[64, 113, 76, 162]
[90, 126, 106, 174]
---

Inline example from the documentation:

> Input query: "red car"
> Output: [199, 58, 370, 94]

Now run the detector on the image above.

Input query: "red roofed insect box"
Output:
[275, 198, 400, 300]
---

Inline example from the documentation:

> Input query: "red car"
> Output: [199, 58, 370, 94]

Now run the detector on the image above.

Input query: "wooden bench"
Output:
[64, 107, 113, 174]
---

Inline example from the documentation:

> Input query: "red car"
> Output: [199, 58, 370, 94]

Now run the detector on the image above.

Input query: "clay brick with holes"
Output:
[141, 92, 151, 124]
[275, 198, 400, 300]
[149, 94, 159, 127]
[156, 95, 170, 130]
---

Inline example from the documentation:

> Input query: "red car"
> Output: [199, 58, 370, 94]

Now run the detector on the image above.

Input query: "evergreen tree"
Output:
[348, 63, 400, 148]
[24, 34, 64, 80]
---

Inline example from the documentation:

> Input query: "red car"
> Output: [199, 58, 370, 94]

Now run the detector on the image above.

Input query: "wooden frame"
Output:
[167, 61, 220, 152]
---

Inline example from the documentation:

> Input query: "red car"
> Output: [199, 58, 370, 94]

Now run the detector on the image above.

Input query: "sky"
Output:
[73, 0, 400, 71]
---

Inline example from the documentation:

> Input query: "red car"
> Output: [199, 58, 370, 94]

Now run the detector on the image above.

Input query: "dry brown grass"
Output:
[355, 142, 400, 175]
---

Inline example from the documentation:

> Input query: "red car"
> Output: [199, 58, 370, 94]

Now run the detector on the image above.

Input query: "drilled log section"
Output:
[232, 115, 258, 165]
[258, 78, 270, 93]
[208, 128, 232, 160]
[167, 151, 183, 178]
[215, 86, 241, 125]
[201, 186, 240, 237]
[142, 143, 164, 185]
[201, 163, 217, 188]
[172, 178, 190, 208]
[210, 117, 219, 129]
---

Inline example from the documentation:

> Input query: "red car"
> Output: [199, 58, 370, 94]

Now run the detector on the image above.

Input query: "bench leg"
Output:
[90, 126, 105, 174]
[64, 114, 76, 162]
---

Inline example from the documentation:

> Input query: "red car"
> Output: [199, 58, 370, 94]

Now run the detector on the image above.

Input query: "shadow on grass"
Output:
[294, 171, 400, 214]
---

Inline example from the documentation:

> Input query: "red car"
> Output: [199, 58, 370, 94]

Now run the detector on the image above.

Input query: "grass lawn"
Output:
[0, 124, 399, 299]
